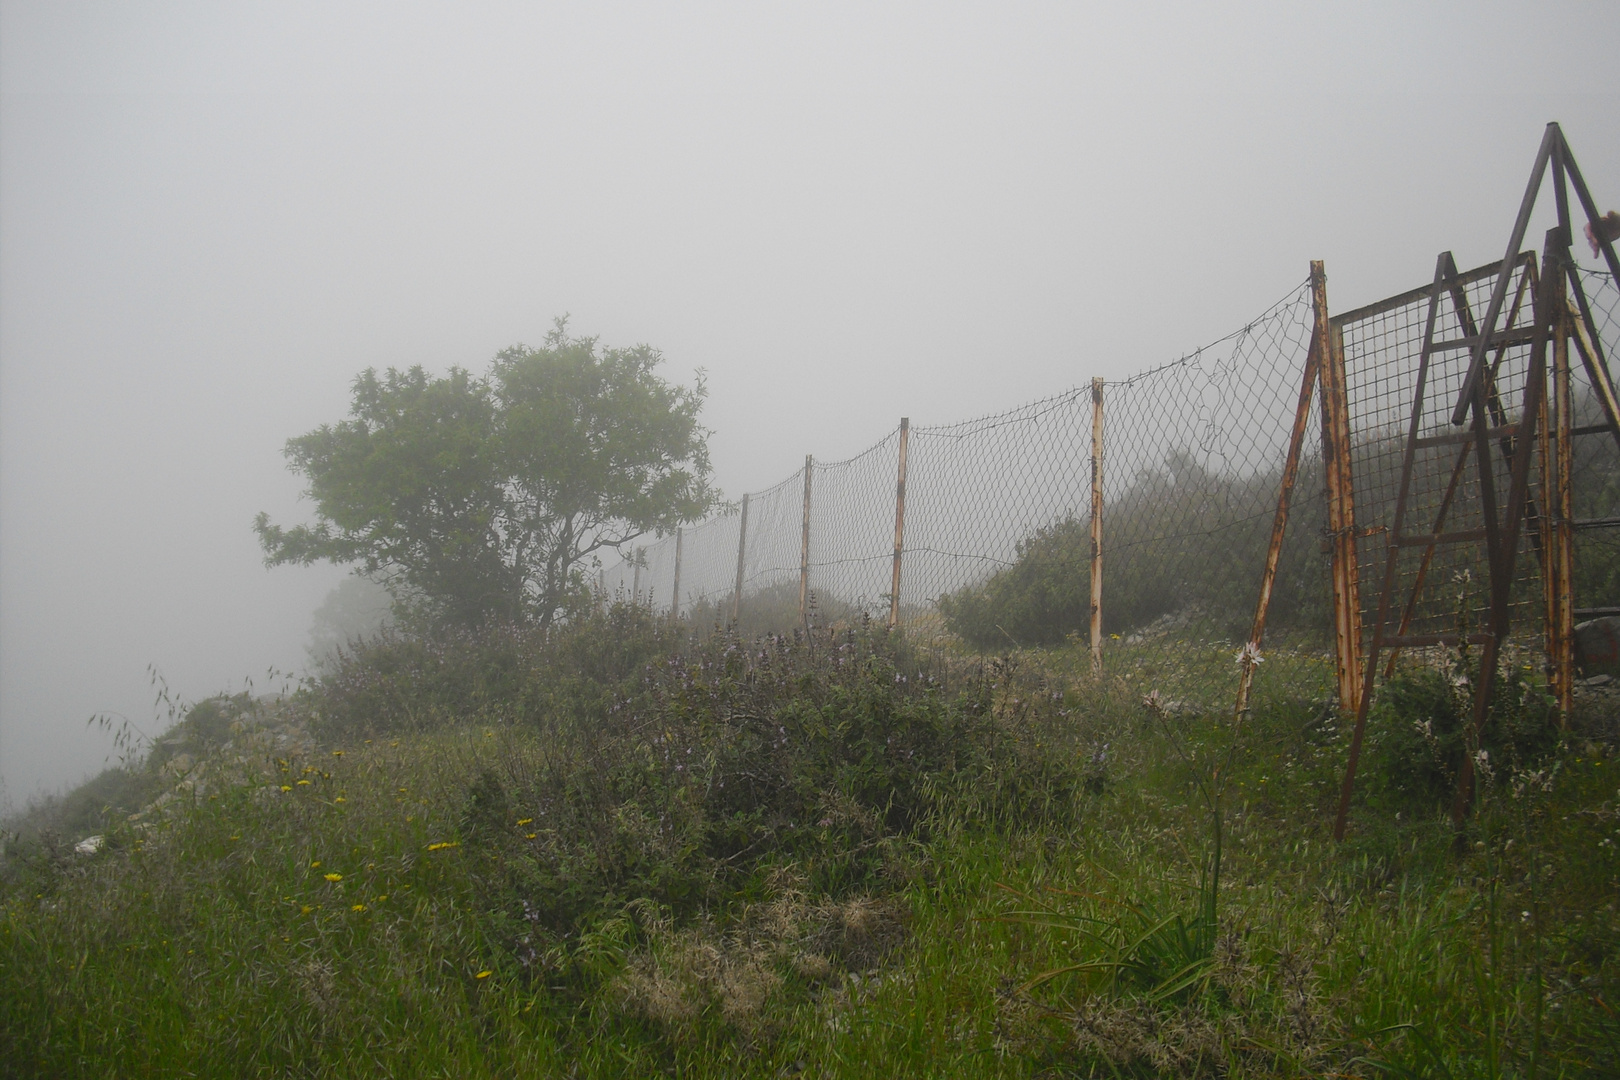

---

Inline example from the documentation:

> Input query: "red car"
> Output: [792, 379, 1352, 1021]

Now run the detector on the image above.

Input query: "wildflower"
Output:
[526, 833, 537, 840]
[516, 818, 532, 826]
[331, 750, 344, 758]
[334, 797, 346, 804]
[296, 780, 311, 787]
[426, 841, 459, 852]
[376, 895, 387, 903]
[280, 785, 292, 792]
[351, 904, 367, 913]
[475, 969, 492, 979]
[300, 905, 312, 915]
[324, 873, 342, 882]
[310, 861, 321, 868]
[1235, 641, 1264, 666]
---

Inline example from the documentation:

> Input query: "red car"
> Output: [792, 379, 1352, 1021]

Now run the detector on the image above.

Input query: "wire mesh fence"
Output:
[595, 260, 1617, 719]
[1334, 254, 1545, 660]
[1573, 269, 1620, 616]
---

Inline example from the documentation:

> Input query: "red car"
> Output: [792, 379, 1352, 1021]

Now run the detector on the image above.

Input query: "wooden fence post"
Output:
[1235, 332, 1321, 720]
[1314, 261, 1364, 717]
[1550, 297, 1575, 718]
[799, 455, 813, 631]
[632, 550, 641, 606]
[671, 528, 683, 620]
[889, 419, 910, 630]
[733, 493, 750, 625]
[1089, 379, 1105, 676]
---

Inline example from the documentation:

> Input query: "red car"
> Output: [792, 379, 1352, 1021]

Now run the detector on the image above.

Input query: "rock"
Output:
[75, 835, 104, 855]
[1575, 616, 1620, 677]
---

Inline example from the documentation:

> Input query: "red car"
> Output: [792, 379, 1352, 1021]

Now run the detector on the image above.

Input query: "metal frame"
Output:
[1328, 123, 1617, 836]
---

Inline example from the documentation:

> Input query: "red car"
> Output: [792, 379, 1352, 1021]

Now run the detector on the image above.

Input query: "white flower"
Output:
[1235, 642, 1264, 666]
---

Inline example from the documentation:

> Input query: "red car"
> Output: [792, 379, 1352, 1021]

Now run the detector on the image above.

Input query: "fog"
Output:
[2, 2, 1616, 807]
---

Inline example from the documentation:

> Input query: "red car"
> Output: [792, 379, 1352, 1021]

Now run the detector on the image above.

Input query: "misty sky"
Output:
[2, 2, 1617, 806]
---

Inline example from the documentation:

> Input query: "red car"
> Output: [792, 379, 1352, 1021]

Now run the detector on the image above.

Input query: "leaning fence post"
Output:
[1089, 379, 1105, 676]
[799, 455, 813, 631]
[733, 493, 750, 625]
[1550, 297, 1575, 719]
[889, 418, 910, 630]
[671, 528, 683, 620]
[1314, 261, 1364, 718]
[1235, 331, 1321, 720]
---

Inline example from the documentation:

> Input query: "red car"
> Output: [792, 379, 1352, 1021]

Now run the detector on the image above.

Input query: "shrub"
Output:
[938, 452, 1331, 651]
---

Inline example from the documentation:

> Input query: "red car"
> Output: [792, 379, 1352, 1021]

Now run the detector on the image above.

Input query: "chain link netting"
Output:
[595, 261, 1615, 716]
[1572, 269, 1620, 616]
[599, 281, 1338, 714]
[1336, 255, 1543, 659]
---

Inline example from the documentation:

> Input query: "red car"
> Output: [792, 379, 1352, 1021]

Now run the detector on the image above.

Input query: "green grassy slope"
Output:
[3, 611, 1617, 1078]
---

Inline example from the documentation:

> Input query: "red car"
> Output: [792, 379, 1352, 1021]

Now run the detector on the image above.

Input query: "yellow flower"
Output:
[526, 833, 537, 840]
[296, 780, 311, 787]
[300, 905, 312, 915]
[376, 895, 388, 903]
[426, 841, 459, 852]
[310, 861, 321, 868]
[332, 750, 343, 757]
[334, 797, 347, 804]
[474, 969, 492, 979]
[280, 785, 292, 792]
[351, 904, 367, 913]
[516, 818, 533, 826]
[324, 873, 342, 882]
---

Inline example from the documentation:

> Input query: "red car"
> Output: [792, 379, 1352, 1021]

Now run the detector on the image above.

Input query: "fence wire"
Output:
[1336, 255, 1544, 658]
[596, 260, 1615, 715]
[1572, 269, 1620, 617]
[599, 279, 1338, 713]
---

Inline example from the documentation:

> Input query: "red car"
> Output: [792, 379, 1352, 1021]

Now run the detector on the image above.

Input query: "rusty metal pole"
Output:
[1235, 334, 1321, 721]
[1538, 333, 1558, 705]
[1453, 229, 1557, 827]
[1314, 262, 1364, 717]
[733, 493, 750, 625]
[671, 528, 683, 620]
[889, 419, 910, 630]
[1551, 300, 1575, 718]
[1088, 380, 1105, 676]
[799, 455, 813, 631]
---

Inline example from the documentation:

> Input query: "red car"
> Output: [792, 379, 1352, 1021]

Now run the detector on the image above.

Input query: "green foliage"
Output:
[5, 625, 1617, 1078]
[305, 575, 395, 675]
[256, 319, 718, 630]
[1361, 655, 1560, 816]
[938, 452, 1330, 650]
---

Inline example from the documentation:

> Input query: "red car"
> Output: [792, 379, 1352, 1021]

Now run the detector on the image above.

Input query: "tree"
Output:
[256, 319, 718, 629]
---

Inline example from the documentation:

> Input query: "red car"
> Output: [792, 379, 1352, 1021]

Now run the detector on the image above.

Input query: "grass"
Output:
[2, 610, 1618, 1078]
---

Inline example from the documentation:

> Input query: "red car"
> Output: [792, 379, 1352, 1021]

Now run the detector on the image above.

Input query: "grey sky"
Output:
[3, 1, 1617, 805]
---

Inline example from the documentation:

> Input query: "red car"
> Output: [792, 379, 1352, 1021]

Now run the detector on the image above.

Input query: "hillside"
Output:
[3, 606, 1618, 1078]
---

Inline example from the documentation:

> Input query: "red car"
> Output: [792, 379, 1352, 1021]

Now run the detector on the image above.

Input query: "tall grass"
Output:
[3, 608, 1617, 1077]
